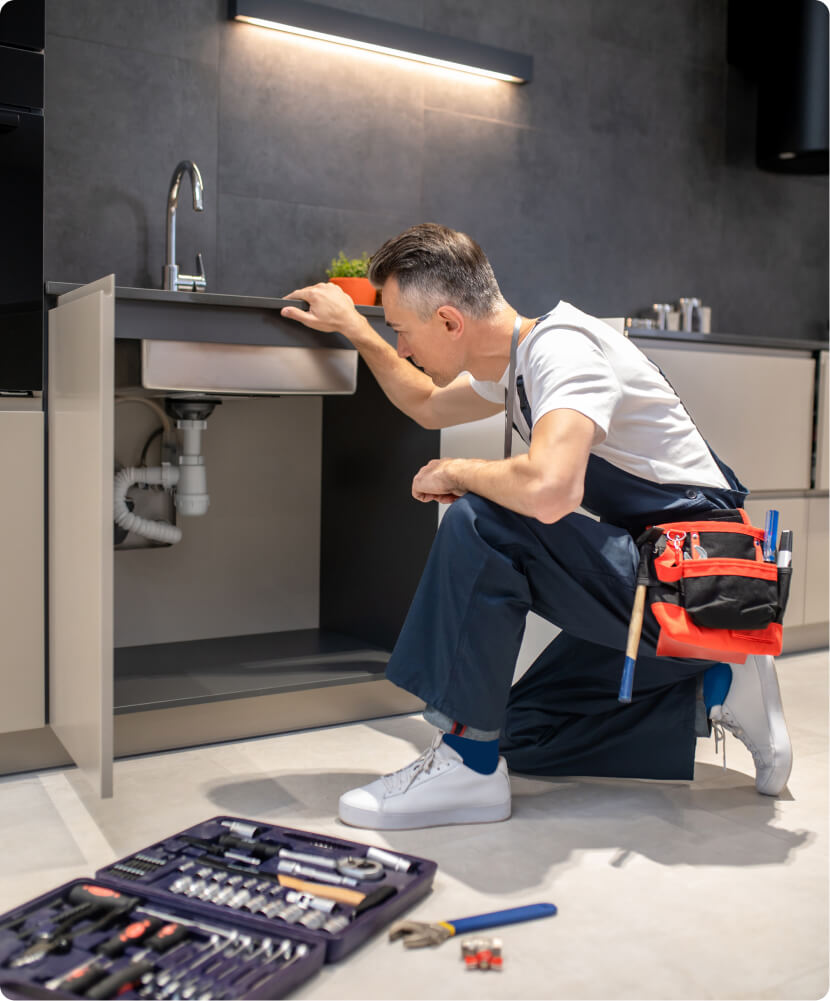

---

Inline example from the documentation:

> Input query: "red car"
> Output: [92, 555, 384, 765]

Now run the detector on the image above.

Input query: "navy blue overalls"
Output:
[385, 374, 748, 780]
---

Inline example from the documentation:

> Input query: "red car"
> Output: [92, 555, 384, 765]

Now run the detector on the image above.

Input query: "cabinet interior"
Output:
[112, 357, 440, 715]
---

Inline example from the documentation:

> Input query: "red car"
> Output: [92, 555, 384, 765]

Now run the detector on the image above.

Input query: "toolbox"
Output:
[0, 815, 437, 999]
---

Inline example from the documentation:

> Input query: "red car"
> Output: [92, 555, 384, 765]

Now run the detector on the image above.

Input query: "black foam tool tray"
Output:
[0, 877, 324, 1000]
[95, 816, 438, 963]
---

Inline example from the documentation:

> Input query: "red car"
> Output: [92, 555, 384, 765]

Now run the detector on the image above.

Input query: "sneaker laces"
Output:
[712, 708, 765, 771]
[711, 721, 728, 771]
[382, 733, 445, 794]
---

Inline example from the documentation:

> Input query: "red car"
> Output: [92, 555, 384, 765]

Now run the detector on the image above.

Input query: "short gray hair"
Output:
[368, 223, 504, 319]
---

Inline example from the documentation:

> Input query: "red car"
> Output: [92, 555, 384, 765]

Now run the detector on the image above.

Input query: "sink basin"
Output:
[139, 337, 357, 395]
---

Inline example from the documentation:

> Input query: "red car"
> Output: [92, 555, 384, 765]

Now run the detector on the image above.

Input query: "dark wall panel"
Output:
[44, 0, 827, 340]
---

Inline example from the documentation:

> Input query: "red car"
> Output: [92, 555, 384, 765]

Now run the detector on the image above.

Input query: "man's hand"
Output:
[412, 458, 467, 504]
[280, 282, 365, 338]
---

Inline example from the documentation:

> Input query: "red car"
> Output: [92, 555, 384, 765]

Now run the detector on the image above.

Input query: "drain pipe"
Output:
[113, 397, 219, 545]
[114, 465, 182, 543]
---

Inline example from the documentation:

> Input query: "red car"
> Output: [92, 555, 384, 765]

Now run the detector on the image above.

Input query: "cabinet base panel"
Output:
[782, 622, 829, 653]
[114, 629, 390, 714]
[0, 678, 423, 777]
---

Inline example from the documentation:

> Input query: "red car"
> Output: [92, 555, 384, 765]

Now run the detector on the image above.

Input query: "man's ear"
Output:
[436, 305, 465, 340]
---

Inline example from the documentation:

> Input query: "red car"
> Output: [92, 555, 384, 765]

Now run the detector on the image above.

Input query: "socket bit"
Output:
[299, 910, 326, 930]
[280, 904, 305, 924]
[322, 915, 350, 935]
[212, 885, 236, 906]
[261, 900, 288, 920]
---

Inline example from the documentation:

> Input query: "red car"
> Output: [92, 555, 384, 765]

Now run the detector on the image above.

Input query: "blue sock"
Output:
[704, 663, 732, 714]
[442, 733, 499, 775]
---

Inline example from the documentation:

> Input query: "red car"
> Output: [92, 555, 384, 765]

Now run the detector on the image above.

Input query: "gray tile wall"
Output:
[45, 0, 828, 339]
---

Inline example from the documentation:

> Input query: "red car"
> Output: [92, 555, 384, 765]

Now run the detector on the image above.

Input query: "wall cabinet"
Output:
[0, 404, 44, 733]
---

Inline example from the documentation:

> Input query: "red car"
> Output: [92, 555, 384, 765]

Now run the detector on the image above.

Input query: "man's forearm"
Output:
[439, 456, 580, 524]
[342, 315, 435, 426]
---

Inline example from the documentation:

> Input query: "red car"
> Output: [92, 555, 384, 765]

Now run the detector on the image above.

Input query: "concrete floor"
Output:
[0, 648, 827, 1000]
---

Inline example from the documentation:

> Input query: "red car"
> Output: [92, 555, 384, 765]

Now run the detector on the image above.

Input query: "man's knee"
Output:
[439, 493, 508, 541]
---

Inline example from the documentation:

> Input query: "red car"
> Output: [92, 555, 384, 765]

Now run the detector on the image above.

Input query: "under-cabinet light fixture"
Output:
[229, 0, 533, 83]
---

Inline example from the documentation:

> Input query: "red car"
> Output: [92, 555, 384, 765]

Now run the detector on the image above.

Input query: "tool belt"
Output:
[637, 508, 791, 663]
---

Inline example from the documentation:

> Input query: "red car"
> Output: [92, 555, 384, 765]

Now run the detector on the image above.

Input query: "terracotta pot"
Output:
[328, 276, 377, 306]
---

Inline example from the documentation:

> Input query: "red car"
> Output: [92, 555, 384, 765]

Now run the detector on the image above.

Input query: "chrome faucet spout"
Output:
[163, 160, 206, 292]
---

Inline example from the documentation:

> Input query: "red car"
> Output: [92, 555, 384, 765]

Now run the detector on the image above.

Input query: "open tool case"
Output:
[0, 815, 437, 999]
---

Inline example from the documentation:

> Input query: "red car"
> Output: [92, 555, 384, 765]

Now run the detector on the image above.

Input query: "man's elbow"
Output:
[531, 479, 584, 525]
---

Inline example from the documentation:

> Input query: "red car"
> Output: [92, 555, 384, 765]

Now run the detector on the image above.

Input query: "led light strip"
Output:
[235, 15, 524, 81]
[230, 0, 532, 84]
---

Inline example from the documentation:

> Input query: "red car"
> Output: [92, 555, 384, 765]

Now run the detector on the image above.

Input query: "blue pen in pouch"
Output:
[763, 508, 779, 561]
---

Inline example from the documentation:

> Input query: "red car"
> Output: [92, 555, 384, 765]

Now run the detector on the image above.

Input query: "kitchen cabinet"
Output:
[33, 276, 433, 796]
[636, 341, 815, 493]
[0, 402, 44, 733]
[804, 496, 829, 626]
[47, 277, 114, 795]
[816, 351, 828, 492]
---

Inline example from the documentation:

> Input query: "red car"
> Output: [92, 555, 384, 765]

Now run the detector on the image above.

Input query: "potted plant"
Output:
[326, 251, 377, 305]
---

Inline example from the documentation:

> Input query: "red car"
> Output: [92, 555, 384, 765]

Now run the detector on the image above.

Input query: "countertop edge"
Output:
[44, 281, 385, 317]
[44, 283, 827, 351]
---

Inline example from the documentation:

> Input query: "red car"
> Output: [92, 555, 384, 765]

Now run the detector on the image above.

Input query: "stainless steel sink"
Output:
[140, 337, 357, 395]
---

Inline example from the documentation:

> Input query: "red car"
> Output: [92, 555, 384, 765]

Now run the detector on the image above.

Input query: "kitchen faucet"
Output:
[162, 160, 206, 291]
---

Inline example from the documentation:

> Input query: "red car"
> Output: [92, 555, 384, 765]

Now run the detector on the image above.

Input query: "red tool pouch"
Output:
[639, 508, 792, 664]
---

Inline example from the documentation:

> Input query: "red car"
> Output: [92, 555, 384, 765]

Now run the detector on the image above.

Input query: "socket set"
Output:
[95, 816, 436, 962]
[0, 880, 323, 1000]
[0, 817, 436, 998]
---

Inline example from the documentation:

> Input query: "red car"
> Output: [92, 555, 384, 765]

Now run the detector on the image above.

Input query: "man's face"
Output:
[382, 277, 461, 388]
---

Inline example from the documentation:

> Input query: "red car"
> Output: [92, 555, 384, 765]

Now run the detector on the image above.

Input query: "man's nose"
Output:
[396, 335, 410, 359]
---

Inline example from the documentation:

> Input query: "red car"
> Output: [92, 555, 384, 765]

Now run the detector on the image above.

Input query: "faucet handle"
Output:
[176, 253, 207, 291]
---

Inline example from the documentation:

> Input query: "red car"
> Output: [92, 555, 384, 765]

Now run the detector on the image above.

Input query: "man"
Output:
[281, 223, 792, 830]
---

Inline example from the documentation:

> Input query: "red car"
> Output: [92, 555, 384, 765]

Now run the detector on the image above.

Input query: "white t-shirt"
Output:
[469, 300, 730, 490]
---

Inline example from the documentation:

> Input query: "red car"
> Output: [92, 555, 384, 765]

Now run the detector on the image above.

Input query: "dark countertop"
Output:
[45, 282, 826, 352]
[627, 327, 827, 353]
[45, 281, 385, 318]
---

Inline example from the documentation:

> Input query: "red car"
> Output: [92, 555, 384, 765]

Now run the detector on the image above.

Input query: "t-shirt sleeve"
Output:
[527, 328, 622, 439]
[468, 372, 505, 404]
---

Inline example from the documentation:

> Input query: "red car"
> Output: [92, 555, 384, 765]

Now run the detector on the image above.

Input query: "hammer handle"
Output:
[619, 582, 647, 703]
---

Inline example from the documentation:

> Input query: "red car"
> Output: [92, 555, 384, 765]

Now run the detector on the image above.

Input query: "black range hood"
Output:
[728, 0, 828, 175]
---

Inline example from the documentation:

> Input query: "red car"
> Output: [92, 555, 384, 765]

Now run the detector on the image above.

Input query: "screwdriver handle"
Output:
[84, 957, 156, 1000]
[53, 960, 112, 995]
[68, 884, 132, 911]
[99, 917, 162, 957]
[146, 922, 189, 952]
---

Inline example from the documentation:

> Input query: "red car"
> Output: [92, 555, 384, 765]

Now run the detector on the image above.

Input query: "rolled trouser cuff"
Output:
[424, 705, 501, 741]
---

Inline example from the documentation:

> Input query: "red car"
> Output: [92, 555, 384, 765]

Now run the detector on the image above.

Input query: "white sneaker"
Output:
[338, 734, 512, 830]
[709, 655, 793, 796]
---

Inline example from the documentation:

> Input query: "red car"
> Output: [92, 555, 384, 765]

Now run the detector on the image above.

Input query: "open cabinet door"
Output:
[48, 275, 114, 797]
